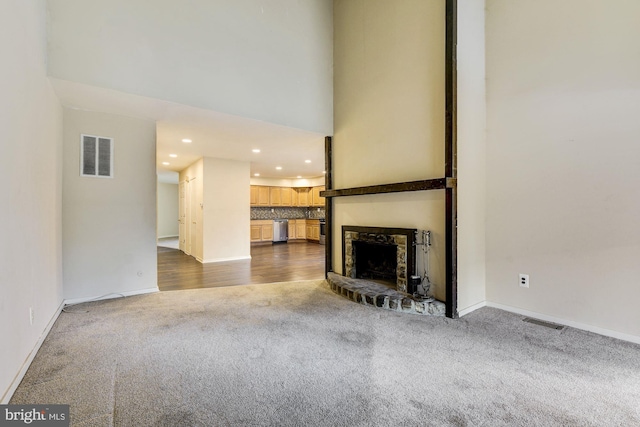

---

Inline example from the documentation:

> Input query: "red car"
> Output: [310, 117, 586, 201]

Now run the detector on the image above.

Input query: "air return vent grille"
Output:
[81, 134, 113, 178]
[523, 317, 565, 330]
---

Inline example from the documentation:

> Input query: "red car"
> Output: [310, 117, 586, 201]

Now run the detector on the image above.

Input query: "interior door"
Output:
[189, 177, 198, 258]
[185, 179, 192, 255]
[179, 181, 186, 252]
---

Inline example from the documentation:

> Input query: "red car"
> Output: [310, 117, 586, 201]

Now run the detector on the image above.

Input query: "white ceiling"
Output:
[50, 78, 327, 181]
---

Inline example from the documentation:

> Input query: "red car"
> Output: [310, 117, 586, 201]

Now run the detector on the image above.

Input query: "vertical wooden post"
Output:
[324, 136, 333, 277]
[445, 0, 458, 318]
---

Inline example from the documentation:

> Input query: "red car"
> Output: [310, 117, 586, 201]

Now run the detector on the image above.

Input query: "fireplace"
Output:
[343, 226, 417, 293]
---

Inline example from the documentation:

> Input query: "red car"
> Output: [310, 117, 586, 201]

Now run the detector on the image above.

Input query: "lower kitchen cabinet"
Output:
[306, 219, 320, 242]
[295, 222, 306, 239]
[250, 220, 274, 242]
[250, 225, 262, 242]
[251, 219, 324, 243]
[288, 221, 296, 239]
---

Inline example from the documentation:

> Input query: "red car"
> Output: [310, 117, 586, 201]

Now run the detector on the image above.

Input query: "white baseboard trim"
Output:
[157, 235, 178, 239]
[64, 287, 159, 306]
[1, 300, 65, 404]
[202, 256, 252, 263]
[486, 302, 640, 345]
[458, 300, 487, 317]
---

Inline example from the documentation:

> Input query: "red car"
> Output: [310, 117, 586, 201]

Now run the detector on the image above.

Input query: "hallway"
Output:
[158, 242, 325, 291]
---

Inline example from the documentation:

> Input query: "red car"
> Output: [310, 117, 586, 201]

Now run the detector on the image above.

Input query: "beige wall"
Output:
[62, 108, 158, 301]
[157, 182, 179, 238]
[333, 0, 445, 187]
[47, 0, 333, 135]
[485, 0, 640, 338]
[203, 158, 251, 262]
[456, 0, 487, 313]
[333, 0, 447, 301]
[0, 0, 64, 402]
[334, 193, 446, 301]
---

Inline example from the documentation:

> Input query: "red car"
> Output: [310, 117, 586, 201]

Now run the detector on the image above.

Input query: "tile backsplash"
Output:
[251, 207, 325, 220]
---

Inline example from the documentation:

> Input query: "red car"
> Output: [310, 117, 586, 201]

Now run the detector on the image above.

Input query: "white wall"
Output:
[178, 158, 250, 263]
[157, 182, 179, 238]
[63, 108, 158, 301]
[47, 0, 333, 135]
[333, 0, 447, 301]
[203, 158, 251, 263]
[456, 0, 487, 313]
[485, 0, 640, 338]
[0, 0, 63, 402]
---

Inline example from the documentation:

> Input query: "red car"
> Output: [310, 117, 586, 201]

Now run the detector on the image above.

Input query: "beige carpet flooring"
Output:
[10, 280, 640, 426]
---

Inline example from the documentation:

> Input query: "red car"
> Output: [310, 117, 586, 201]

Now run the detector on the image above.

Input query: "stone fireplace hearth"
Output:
[343, 226, 417, 293]
[332, 226, 445, 316]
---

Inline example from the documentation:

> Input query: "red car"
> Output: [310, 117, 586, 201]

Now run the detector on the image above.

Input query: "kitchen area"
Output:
[250, 185, 326, 245]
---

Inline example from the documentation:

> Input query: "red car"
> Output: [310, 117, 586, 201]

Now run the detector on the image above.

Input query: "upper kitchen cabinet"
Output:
[269, 187, 282, 206]
[250, 186, 259, 205]
[295, 187, 310, 207]
[269, 187, 295, 206]
[280, 187, 293, 206]
[250, 185, 324, 207]
[250, 186, 270, 206]
[311, 186, 325, 207]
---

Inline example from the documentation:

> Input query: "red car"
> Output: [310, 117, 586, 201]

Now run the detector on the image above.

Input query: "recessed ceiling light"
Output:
[297, 176, 302, 179]
[252, 149, 261, 153]
[275, 166, 282, 170]
[182, 139, 192, 143]
[162, 162, 170, 166]
[305, 160, 311, 163]
[169, 154, 177, 158]
[323, 171, 327, 174]
[254, 173, 260, 177]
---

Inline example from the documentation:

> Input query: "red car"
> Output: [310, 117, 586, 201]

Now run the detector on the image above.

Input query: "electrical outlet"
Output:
[519, 274, 530, 288]
[29, 307, 34, 325]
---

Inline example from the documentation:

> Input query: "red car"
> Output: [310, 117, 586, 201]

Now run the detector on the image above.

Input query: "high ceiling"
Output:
[50, 78, 326, 183]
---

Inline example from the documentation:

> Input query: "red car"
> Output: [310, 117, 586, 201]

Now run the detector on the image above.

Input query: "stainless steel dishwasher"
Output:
[272, 219, 288, 243]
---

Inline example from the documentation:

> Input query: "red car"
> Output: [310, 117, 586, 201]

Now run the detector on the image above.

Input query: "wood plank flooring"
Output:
[158, 242, 326, 291]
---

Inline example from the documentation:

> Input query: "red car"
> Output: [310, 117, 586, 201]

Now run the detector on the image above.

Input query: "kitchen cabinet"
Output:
[288, 220, 296, 239]
[287, 219, 308, 240]
[295, 187, 310, 207]
[262, 223, 273, 241]
[252, 186, 300, 207]
[250, 186, 259, 206]
[250, 225, 262, 242]
[250, 220, 274, 242]
[250, 186, 270, 206]
[290, 188, 298, 206]
[296, 221, 306, 239]
[306, 219, 320, 242]
[269, 187, 282, 206]
[281, 187, 293, 206]
[251, 219, 318, 242]
[271, 187, 294, 207]
[311, 186, 325, 207]
[250, 186, 325, 208]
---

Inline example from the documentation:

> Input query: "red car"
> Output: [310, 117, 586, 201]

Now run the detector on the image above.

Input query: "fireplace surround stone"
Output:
[342, 226, 417, 293]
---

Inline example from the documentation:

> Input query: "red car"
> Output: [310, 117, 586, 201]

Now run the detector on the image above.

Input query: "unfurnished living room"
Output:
[2, 1, 639, 426]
